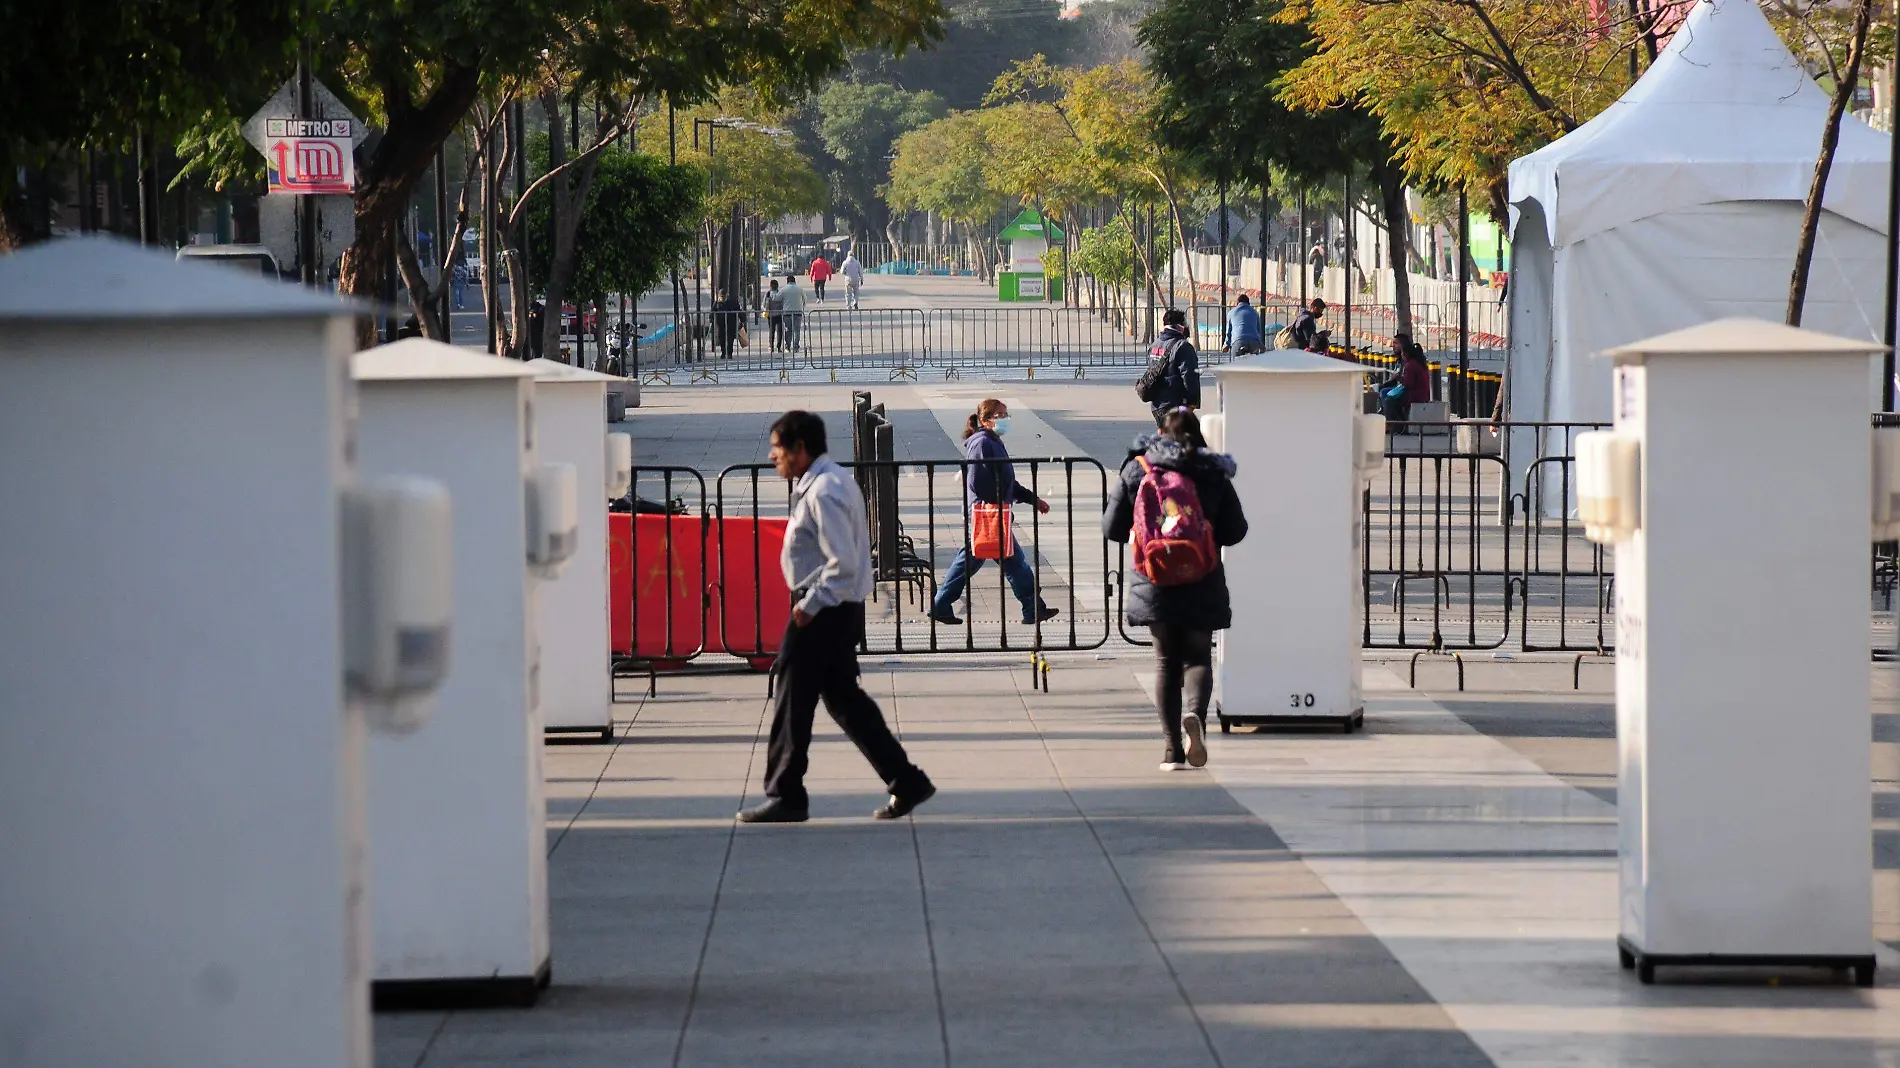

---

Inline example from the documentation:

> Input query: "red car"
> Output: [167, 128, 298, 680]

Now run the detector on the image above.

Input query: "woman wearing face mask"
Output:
[928, 398, 1060, 627]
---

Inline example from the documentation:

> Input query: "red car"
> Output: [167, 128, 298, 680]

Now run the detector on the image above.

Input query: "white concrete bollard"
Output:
[1208, 351, 1372, 733]
[0, 238, 373, 1067]
[526, 359, 620, 741]
[352, 340, 552, 1008]
[1592, 318, 1881, 986]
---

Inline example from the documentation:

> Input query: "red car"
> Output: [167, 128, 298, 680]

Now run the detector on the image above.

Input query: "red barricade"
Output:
[609, 514, 706, 662]
[713, 518, 791, 669]
[608, 514, 791, 669]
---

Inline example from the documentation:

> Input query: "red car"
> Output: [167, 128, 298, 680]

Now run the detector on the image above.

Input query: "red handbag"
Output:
[971, 503, 1013, 560]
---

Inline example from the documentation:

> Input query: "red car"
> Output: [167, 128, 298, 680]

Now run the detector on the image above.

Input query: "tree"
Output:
[1277, 0, 1641, 218]
[853, 0, 1075, 110]
[524, 147, 700, 307]
[317, 0, 946, 347]
[0, 2, 299, 247]
[988, 57, 1202, 310]
[813, 81, 947, 243]
[888, 110, 1011, 277]
[1141, 0, 1418, 331]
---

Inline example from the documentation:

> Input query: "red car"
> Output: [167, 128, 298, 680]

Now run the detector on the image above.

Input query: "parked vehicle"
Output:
[175, 244, 282, 279]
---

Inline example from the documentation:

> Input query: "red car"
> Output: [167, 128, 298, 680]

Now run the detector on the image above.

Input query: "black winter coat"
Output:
[1102, 434, 1248, 630]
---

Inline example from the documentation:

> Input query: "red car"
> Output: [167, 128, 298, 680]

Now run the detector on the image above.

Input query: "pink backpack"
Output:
[1132, 456, 1217, 586]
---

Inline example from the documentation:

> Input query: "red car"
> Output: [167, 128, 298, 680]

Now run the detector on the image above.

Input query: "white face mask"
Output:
[991, 416, 1012, 436]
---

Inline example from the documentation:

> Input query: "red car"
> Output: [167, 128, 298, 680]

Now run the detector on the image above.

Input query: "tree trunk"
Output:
[396, 229, 444, 339]
[1376, 164, 1415, 336]
[338, 63, 484, 350]
[1789, 0, 1875, 326]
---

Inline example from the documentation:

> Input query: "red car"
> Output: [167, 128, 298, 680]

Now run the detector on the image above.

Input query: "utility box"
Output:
[0, 238, 372, 1067]
[1209, 351, 1371, 731]
[527, 358, 618, 740]
[353, 340, 551, 1008]
[1594, 318, 1879, 986]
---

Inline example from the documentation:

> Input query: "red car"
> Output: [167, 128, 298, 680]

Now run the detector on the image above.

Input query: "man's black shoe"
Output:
[737, 799, 809, 824]
[1022, 606, 1059, 625]
[873, 782, 937, 820]
[927, 609, 962, 626]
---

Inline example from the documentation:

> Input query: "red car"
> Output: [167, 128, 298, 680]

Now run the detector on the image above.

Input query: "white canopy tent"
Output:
[1507, 0, 1891, 445]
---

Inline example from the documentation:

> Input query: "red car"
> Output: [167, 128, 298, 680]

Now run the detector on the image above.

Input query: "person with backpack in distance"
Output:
[1104, 407, 1248, 771]
[1275, 298, 1327, 353]
[1223, 294, 1265, 356]
[927, 399, 1061, 628]
[1134, 308, 1199, 427]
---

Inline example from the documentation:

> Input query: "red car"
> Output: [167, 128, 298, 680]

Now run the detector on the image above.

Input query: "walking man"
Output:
[841, 249, 865, 310]
[780, 273, 807, 352]
[809, 253, 833, 302]
[739, 411, 937, 824]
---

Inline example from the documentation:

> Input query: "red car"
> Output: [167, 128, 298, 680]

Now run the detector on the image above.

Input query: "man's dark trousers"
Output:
[763, 601, 930, 809]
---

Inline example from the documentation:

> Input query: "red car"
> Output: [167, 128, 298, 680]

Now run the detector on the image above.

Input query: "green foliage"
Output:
[0, 1, 299, 238]
[1138, 0, 1385, 188]
[887, 110, 1007, 225]
[813, 81, 947, 235]
[1069, 212, 1174, 287]
[634, 95, 829, 223]
[850, 0, 1075, 111]
[0, 2, 299, 151]
[1276, 0, 1628, 207]
[525, 147, 700, 299]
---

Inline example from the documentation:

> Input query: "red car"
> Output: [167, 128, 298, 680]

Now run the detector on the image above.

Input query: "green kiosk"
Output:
[997, 208, 1064, 302]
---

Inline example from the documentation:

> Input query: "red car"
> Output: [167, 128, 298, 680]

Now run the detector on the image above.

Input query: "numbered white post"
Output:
[1601, 319, 1881, 985]
[352, 340, 551, 1008]
[1209, 351, 1370, 732]
[0, 239, 371, 1067]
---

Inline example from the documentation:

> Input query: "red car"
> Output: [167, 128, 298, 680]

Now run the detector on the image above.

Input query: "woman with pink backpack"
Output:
[1103, 407, 1248, 771]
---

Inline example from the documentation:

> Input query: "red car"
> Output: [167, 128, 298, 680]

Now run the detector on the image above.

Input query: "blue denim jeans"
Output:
[931, 540, 1040, 621]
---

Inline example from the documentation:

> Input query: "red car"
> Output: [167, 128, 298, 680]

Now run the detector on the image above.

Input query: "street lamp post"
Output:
[692, 117, 792, 357]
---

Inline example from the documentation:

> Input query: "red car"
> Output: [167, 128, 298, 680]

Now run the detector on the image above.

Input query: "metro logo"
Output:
[267, 137, 354, 195]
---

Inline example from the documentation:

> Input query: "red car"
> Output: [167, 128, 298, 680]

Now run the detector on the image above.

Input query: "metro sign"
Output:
[264, 119, 355, 195]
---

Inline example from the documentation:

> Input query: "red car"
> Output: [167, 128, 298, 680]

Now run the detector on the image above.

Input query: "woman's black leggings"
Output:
[1150, 624, 1214, 760]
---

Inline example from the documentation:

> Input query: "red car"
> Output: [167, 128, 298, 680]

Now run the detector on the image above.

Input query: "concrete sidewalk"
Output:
[374, 653, 1900, 1068]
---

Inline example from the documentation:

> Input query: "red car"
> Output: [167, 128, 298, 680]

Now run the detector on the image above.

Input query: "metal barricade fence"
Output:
[792, 308, 926, 377]
[1363, 422, 1612, 656]
[925, 307, 1061, 376]
[612, 467, 711, 675]
[714, 457, 1114, 656]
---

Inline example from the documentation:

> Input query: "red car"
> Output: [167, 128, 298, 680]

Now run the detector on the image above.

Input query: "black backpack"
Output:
[1135, 335, 1184, 403]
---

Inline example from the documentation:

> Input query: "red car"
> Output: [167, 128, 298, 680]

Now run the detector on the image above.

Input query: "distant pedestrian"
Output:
[1140, 308, 1200, 427]
[1104, 407, 1248, 771]
[1223, 294, 1264, 356]
[809, 253, 833, 302]
[1380, 333, 1434, 421]
[739, 410, 937, 824]
[841, 250, 864, 309]
[927, 399, 1060, 628]
[712, 288, 743, 360]
[765, 278, 786, 352]
[780, 273, 807, 352]
[451, 260, 470, 310]
[1309, 242, 1325, 288]
[1286, 298, 1326, 353]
